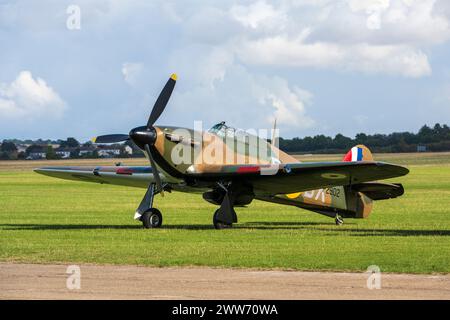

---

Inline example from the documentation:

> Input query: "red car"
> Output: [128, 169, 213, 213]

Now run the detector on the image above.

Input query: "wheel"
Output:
[213, 209, 232, 229]
[335, 215, 344, 226]
[141, 208, 163, 228]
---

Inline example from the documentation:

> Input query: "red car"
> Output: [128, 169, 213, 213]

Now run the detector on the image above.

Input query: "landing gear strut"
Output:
[335, 214, 344, 226]
[134, 183, 163, 228]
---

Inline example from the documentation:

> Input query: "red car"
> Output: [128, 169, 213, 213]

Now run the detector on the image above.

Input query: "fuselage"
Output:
[148, 124, 374, 219]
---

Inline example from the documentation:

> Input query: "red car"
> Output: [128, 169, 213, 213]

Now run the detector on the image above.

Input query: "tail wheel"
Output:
[213, 209, 232, 229]
[141, 208, 163, 228]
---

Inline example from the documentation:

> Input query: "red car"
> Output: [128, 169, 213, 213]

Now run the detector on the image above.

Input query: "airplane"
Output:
[35, 74, 409, 229]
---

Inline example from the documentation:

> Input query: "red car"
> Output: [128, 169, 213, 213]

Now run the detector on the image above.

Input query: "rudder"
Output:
[342, 144, 373, 162]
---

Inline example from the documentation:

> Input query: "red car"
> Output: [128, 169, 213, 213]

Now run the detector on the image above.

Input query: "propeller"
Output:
[91, 74, 177, 195]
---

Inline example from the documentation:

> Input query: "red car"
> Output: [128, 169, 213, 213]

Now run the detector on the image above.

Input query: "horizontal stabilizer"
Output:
[351, 182, 404, 200]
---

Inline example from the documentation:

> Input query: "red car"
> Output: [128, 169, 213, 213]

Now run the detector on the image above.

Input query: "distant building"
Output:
[27, 151, 46, 159]
[16, 144, 29, 153]
[25, 145, 48, 160]
[79, 146, 96, 157]
[417, 145, 427, 152]
[55, 147, 74, 159]
[95, 145, 133, 157]
[97, 146, 121, 158]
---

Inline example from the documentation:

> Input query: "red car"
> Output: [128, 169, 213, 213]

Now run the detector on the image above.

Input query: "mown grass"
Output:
[0, 155, 449, 273]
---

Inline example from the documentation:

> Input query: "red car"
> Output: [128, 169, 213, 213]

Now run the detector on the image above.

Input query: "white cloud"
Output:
[253, 75, 315, 128]
[309, 0, 450, 45]
[347, 0, 390, 12]
[236, 36, 431, 77]
[4, 1, 449, 79]
[183, 6, 239, 44]
[227, 0, 448, 77]
[2, 0, 450, 138]
[122, 62, 144, 86]
[0, 71, 66, 120]
[171, 46, 234, 89]
[167, 63, 314, 134]
[230, 0, 287, 31]
[113, 0, 448, 135]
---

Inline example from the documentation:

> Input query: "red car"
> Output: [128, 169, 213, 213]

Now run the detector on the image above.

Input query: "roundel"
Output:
[321, 173, 346, 179]
[286, 192, 301, 199]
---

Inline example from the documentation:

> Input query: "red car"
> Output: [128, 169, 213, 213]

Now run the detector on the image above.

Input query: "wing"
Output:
[35, 161, 409, 196]
[186, 161, 409, 195]
[34, 166, 156, 189]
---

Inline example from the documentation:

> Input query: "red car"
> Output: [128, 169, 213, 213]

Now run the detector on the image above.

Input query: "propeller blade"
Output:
[91, 134, 129, 144]
[144, 144, 164, 197]
[146, 74, 177, 128]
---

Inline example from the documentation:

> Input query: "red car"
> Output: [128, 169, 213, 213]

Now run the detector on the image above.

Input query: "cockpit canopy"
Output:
[208, 121, 281, 164]
[208, 121, 253, 140]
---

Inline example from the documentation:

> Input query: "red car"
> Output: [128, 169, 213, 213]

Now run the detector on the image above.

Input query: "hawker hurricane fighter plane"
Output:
[35, 74, 409, 229]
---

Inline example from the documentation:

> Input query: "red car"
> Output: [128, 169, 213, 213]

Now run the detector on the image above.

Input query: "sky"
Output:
[1, 0, 450, 141]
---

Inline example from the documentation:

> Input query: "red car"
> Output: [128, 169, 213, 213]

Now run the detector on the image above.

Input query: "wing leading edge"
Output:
[34, 166, 155, 189]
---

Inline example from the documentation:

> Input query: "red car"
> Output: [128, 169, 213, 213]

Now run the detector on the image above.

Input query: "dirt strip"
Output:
[0, 263, 449, 300]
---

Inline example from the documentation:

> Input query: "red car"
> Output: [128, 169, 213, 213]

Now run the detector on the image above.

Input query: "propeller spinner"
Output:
[91, 73, 177, 195]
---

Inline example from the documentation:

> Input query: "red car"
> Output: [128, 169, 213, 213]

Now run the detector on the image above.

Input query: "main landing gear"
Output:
[212, 184, 239, 229]
[134, 183, 164, 229]
[135, 181, 242, 230]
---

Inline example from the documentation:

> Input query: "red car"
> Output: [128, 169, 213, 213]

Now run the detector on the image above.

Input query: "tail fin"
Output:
[343, 144, 373, 162]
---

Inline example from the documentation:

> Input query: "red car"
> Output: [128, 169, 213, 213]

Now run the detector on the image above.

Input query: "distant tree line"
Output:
[279, 123, 450, 153]
[1, 123, 450, 160]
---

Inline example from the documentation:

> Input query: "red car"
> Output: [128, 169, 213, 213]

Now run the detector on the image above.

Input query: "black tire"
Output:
[141, 208, 163, 228]
[213, 209, 232, 229]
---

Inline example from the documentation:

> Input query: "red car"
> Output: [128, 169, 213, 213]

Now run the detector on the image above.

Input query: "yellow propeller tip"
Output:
[90, 137, 97, 143]
[170, 73, 177, 81]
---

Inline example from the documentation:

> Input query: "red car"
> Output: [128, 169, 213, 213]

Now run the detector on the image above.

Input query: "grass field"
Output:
[0, 153, 449, 274]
